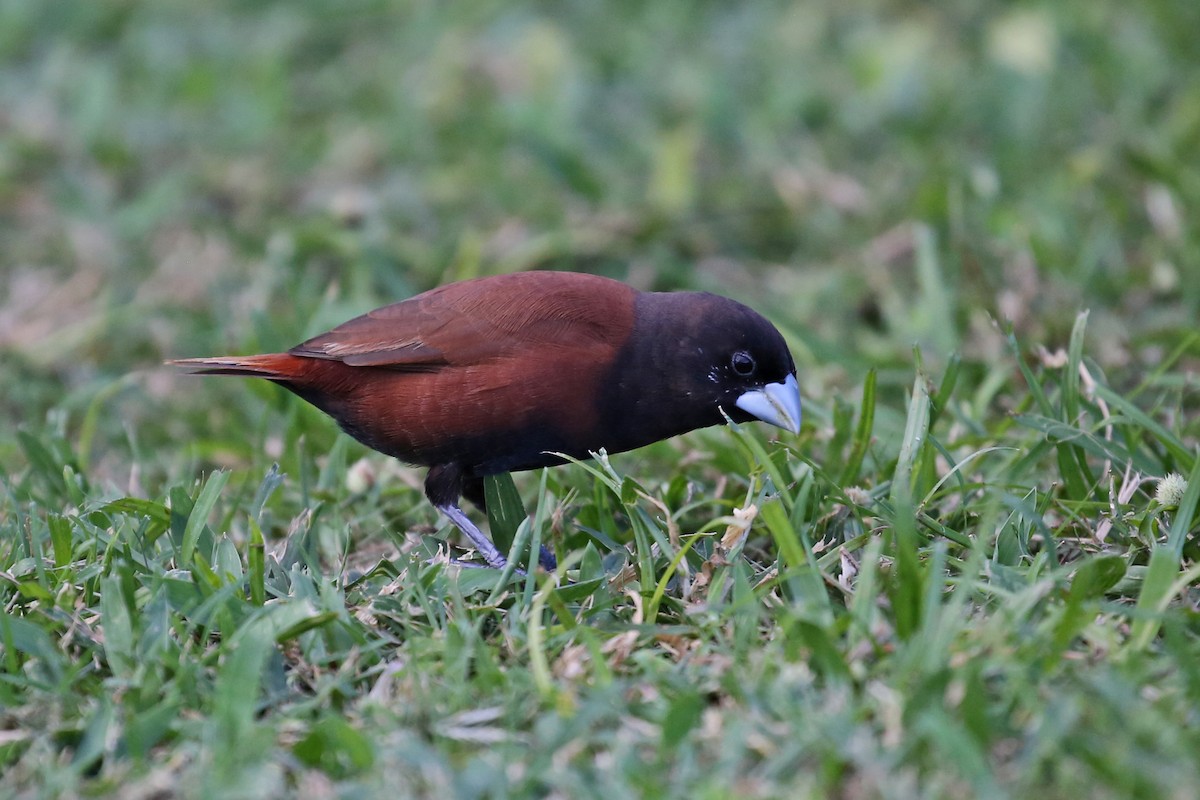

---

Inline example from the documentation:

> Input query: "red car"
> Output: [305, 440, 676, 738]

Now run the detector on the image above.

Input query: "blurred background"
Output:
[1, 0, 1196, 487]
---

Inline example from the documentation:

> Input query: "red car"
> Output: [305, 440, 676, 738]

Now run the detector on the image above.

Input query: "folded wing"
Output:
[288, 272, 635, 369]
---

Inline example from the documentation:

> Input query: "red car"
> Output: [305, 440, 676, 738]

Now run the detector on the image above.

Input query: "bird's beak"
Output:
[735, 373, 802, 435]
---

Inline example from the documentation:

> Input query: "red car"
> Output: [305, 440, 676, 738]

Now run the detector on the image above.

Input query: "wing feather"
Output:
[288, 272, 635, 370]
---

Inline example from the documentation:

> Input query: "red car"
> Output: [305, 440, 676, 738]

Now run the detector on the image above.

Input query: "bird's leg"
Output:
[436, 503, 509, 570]
[427, 464, 556, 571]
[426, 463, 510, 569]
[464, 474, 557, 572]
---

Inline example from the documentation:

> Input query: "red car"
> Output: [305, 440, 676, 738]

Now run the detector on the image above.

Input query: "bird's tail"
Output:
[166, 354, 307, 379]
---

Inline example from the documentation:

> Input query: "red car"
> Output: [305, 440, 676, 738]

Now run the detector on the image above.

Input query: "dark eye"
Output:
[731, 350, 756, 376]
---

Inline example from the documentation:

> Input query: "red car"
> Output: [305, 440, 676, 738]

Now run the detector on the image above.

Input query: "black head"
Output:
[598, 291, 801, 453]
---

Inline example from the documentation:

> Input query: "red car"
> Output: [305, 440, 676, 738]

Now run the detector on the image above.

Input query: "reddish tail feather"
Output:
[167, 354, 307, 379]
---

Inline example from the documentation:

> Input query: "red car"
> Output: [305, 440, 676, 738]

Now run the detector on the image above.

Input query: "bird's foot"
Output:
[437, 503, 508, 569]
[436, 503, 557, 575]
[438, 556, 526, 576]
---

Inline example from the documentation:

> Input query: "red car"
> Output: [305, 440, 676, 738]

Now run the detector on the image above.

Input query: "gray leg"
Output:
[437, 503, 507, 569]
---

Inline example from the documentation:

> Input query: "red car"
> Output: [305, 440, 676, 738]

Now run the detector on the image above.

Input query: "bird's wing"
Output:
[288, 272, 636, 369]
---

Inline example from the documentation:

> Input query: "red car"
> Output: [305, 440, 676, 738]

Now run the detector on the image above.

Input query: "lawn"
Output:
[2, 1, 1199, 797]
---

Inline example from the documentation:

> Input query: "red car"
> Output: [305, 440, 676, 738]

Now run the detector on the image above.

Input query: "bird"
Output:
[170, 270, 801, 572]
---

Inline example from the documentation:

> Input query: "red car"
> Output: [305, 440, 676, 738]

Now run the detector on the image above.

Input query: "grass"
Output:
[2, 0, 1199, 797]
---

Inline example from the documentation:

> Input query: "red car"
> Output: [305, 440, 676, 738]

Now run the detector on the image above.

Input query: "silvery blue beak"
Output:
[734, 373, 802, 434]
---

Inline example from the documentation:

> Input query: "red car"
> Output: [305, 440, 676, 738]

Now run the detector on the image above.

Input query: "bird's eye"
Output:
[731, 350, 756, 376]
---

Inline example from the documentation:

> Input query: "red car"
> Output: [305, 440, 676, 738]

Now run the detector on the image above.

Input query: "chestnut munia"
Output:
[171, 271, 801, 570]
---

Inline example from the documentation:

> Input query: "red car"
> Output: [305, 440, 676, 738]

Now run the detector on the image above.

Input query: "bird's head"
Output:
[615, 291, 802, 439]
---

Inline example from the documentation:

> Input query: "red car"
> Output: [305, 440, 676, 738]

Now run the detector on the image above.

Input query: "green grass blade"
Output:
[1093, 385, 1195, 470]
[484, 472, 526, 557]
[888, 355, 932, 639]
[1165, 455, 1200, 559]
[838, 368, 877, 486]
[1126, 546, 1179, 653]
[181, 470, 229, 568]
[248, 517, 265, 606]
